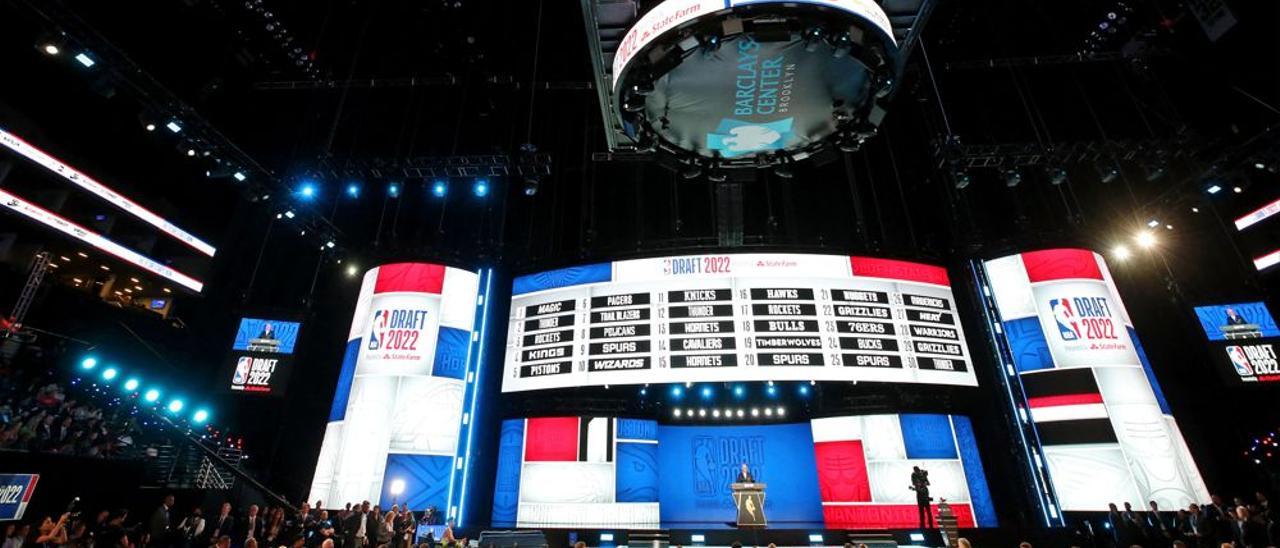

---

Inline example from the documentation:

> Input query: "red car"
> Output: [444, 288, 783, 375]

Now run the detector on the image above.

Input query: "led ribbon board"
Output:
[0, 128, 217, 257]
[0, 188, 204, 292]
[503, 253, 977, 392]
[982, 248, 1209, 511]
[1235, 197, 1280, 231]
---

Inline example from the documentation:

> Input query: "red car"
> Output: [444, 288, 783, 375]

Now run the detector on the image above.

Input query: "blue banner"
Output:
[0, 474, 38, 521]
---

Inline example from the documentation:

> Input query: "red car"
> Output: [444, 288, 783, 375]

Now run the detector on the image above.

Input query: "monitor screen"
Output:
[1193, 302, 1280, 341]
[231, 317, 302, 354]
[221, 317, 303, 396]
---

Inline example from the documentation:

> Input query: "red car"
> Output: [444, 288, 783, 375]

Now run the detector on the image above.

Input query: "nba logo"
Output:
[1050, 298, 1080, 341]
[1227, 346, 1254, 376]
[232, 357, 251, 385]
[367, 310, 384, 350]
[692, 436, 715, 497]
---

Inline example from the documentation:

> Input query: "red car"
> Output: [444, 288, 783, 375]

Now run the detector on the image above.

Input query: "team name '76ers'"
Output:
[1050, 297, 1118, 342]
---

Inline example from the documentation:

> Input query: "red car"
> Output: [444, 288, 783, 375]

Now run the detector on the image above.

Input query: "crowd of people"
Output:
[6, 496, 465, 548]
[0, 365, 139, 457]
[1094, 493, 1280, 548]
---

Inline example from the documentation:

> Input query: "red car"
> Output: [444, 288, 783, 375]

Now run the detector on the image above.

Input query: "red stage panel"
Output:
[850, 257, 950, 286]
[374, 263, 446, 294]
[1021, 248, 1103, 283]
[813, 441, 871, 503]
[523, 417, 580, 462]
[823, 503, 976, 529]
[1027, 393, 1104, 408]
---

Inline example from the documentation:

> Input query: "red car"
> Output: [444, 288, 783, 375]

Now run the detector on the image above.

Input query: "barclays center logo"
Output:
[706, 118, 794, 158]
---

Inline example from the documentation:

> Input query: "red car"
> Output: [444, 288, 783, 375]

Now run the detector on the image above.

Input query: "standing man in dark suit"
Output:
[148, 494, 176, 548]
[910, 467, 933, 529]
[208, 503, 235, 546]
[343, 502, 372, 548]
[234, 505, 263, 548]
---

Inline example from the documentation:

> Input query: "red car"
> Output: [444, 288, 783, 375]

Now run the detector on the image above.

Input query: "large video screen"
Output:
[1193, 302, 1280, 341]
[220, 317, 302, 396]
[983, 249, 1209, 512]
[310, 263, 482, 514]
[491, 414, 996, 529]
[503, 253, 977, 392]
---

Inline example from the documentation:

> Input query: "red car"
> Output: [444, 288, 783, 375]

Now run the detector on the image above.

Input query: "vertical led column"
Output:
[981, 249, 1208, 511]
[310, 263, 480, 512]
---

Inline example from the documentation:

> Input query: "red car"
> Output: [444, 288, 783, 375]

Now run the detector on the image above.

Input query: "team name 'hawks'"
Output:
[1049, 297, 1118, 342]
[367, 309, 429, 351]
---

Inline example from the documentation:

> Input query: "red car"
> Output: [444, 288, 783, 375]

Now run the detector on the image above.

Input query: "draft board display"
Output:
[503, 254, 977, 392]
[982, 248, 1210, 512]
[309, 263, 482, 516]
[220, 317, 302, 396]
[491, 414, 996, 529]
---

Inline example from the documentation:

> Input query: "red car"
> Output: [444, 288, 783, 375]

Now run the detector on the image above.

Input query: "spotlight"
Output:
[102, 368, 118, 381]
[736, 409, 744, 418]
[74, 52, 96, 67]
[80, 357, 98, 370]
[713, 409, 721, 418]
[1255, 162, 1266, 170]
[700, 33, 721, 53]
[751, 408, 760, 417]
[297, 182, 318, 199]
[1135, 230, 1157, 248]
[799, 385, 810, 396]
[673, 408, 682, 418]
[123, 378, 140, 391]
[765, 408, 774, 417]
[1191, 207, 1200, 213]
[1113, 245, 1131, 260]
[144, 123, 156, 132]
[1047, 167, 1068, 185]
[733, 385, 745, 398]
[233, 171, 247, 182]
[777, 406, 786, 416]
[193, 409, 210, 424]
[1234, 186, 1243, 194]
[432, 180, 448, 197]
[701, 386, 713, 399]
[42, 44, 60, 56]
[671, 385, 684, 398]
[1003, 168, 1022, 188]
[1097, 163, 1119, 183]
[387, 182, 401, 198]
[168, 399, 184, 413]
[1144, 162, 1167, 181]
[522, 176, 540, 196]
[284, 210, 296, 219]
[186, 148, 197, 157]
[766, 385, 777, 397]
[473, 179, 490, 197]
[698, 409, 706, 417]
[345, 183, 361, 198]
[345, 265, 359, 277]
[165, 121, 183, 133]
[144, 389, 161, 402]
[1146, 219, 1160, 228]
[325, 241, 335, 249]
[679, 161, 703, 180]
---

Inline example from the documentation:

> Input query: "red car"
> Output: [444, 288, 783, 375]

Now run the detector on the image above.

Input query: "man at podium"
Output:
[732, 463, 766, 527]
[736, 463, 754, 483]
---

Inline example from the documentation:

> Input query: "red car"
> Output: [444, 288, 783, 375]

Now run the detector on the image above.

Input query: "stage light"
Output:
[144, 123, 156, 132]
[284, 210, 296, 219]
[712, 409, 721, 418]
[698, 409, 706, 417]
[700, 386, 712, 399]
[1165, 224, 1174, 230]
[1146, 219, 1160, 228]
[165, 121, 183, 133]
[1256, 162, 1267, 170]
[953, 170, 971, 190]
[766, 385, 777, 397]
[432, 180, 448, 197]
[599, 533, 614, 543]
[42, 44, 60, 55]
[186, 148, 197, 157]
[233, 171, 247, 182]
[751, 408, 759, 417]
[193, 409, 210, 424]
[1234, 186, 1244, 194]
[691, 534, 706, 544]
[673, 408, 682, 418]
[671, 385, 683, 398]
[1112, 245, 1131, 260]
[473, 179, 489, 197]
[909, 533, 926, 542]
[1003, 168, 1022, 188]
[1097, 163, 1119, 184]
[390, 479, 406, 497]
[1191, 207, 1200, 213]
[80, 357, 98, 370]
[341, 182, 360, 198]
[297, 182, 318, 200]
[1206, 184, 1222, 194]
[799, 385, 810, 396]
[764, 408, 773, 417]
[123, 378, 140, 391]
[809, 379, 816, 385]
[522, 176, 539, 196]
[387, 182, 401, 198]
[639, 388, 647, 396]
[144, 389, 161, 402]
[168, 399, 184, 413]
[1135, 231, 1157, 248]
[808, 534, 824, 543]
[74, 52, 96, 67]
[1048, 167, 1068, 185]
[733, 385, 745, 398]
[736, 409, 744, 418]
[346, 265, 359, 277]
[777, 407, 786, 416]
[102, 368, 118, 381]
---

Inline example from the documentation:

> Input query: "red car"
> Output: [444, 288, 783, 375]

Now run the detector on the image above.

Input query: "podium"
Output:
[1223, 323, 1263, 339]
[247, 338, 281, 352]
[731, 482, 767, 528]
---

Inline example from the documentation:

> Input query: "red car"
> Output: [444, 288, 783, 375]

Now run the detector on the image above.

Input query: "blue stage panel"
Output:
[952, 416, 998, 527]
[1003, 317, 1054, 373]
[491, 419, 525, 527]
[900, 414, 958, 460]
[616, 442, 659, 503]
[380, 454, 452, 510]
[327, 339, 362, 422]
[657, 423, 823, 528]
[432, 326, 470, 380]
